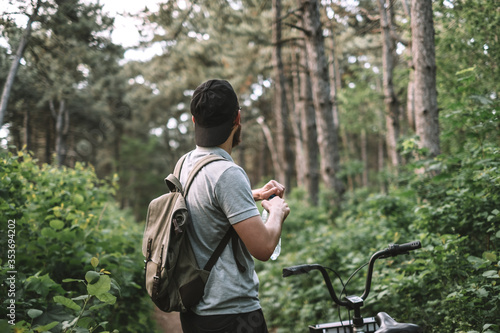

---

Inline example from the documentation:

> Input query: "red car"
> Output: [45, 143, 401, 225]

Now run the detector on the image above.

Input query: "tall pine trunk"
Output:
[299, 0, 344, 199]
[377, 0, 401, 168]
[50, 99, 69, 167]
[272, 0, 293, 190]
[411, 0, 440, 157]
[294, 42, 319, 205]
[0, 1, 41, 127]
[291, 46, 307, 189]
[257, 117, 281, 180]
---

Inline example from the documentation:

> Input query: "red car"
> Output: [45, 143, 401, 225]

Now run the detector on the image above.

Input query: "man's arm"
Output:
[233, 196, 290, 261]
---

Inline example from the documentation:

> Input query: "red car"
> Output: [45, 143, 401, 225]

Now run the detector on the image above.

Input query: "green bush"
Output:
[257, 147, 499, 332]
[0, 151, 158, 332]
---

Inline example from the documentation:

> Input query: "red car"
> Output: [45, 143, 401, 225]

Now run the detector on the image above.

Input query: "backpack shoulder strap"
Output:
[204, 227, 246, 273]
[183, 154, 225, 196]
[173, 153, 188, 178]
[164, 154, 188, 193]
[164, 154, 225, 195]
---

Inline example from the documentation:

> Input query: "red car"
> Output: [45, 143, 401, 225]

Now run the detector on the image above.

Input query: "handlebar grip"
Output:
[385, 241, 421, 257]
[282, 264, 316, 277]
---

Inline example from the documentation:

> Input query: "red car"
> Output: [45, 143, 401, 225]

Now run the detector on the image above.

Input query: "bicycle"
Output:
[282, 241, 423, 333]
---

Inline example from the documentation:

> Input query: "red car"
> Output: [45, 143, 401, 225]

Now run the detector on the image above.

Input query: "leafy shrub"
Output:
[0, 151, 158, 332]
[257, 147, 499, 332]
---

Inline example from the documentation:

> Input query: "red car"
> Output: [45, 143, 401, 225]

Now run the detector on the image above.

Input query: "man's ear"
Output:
[234, 109, 241, 125]
[192, 116, 196, 124]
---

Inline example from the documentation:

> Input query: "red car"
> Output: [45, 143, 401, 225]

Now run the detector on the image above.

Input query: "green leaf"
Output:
[53, 295, 81, 311]
[96, 292, 117, 305]
[27, 309, 43, 319]
[76, 316, 94, 329]
[85, 271, 101, 284]
[484, 324, 493, 330]
[483, 252, 497, 262]
[97, 321, 109, 330]
[496, 230, 500, 239]
[87, 275, 111, 296]
[33, 321, 59, 332]
[62, 278, 84, 283]
[91, 257, 99, 268]
[476, 287, 488, 298]
[482, 270, 500, 278]
[41, 227, 57, 238]
[72, 295, 90, 301]
[73, 193, 85, 205]
[89, 303, 109, 311]
[50, 219, 65, 230]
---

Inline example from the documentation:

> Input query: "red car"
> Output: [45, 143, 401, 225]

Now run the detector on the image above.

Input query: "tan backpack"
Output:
[143, 153, 242, 312]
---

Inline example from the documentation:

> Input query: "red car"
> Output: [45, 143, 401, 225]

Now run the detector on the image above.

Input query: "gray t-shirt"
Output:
[179, 146, 261, 315]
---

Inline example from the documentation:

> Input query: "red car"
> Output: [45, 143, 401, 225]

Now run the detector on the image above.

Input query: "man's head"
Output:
[190, 79, 240, 147]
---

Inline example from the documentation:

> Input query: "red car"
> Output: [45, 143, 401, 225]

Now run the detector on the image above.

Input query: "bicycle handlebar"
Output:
[379, 241, 421, 258]
[282, 264, 318, 277]
[282, 241, 421, 309]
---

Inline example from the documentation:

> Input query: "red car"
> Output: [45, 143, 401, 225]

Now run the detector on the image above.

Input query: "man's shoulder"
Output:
[205, 159, 246, 185]
[188, 148, 243, 177]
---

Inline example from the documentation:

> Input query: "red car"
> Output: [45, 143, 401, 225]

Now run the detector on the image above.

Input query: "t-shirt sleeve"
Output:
[215, 166, 260, 225]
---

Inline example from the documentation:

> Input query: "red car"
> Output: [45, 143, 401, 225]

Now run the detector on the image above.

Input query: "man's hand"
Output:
[252, 180, 285, 201]
[261, 195, 290, 220]
[233, 195, 290, 261]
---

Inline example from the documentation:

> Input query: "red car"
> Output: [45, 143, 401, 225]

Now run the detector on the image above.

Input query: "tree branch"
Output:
[285, 23, 309, 35]
[391, 30, 410, 46]
[358, 7, 380, 22]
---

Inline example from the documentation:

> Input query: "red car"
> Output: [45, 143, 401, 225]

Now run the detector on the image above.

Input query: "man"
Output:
[178, 79, 290, 333]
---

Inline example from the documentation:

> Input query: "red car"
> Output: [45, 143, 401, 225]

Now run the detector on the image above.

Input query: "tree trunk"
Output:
[50, 99, 70, 167]
[402, 2, 416, 133]
[0, 0, 41, 127]
[299, 0, 344, 199]
[377, 0, 401, 168]
[407, 71, 416, 131]
[361, 128, 368, 187]
[411, 0, 440, 157]
[294, 42, 320, 205]
[328, 21, 341, 135]
[257, 116, 281, 181]
[24, 109, 31, 151]
[291, 46, 307, 189]
[272, 0, 293, 191]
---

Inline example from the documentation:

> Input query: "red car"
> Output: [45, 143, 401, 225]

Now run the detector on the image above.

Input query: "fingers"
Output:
[261, 199, 271, 211]
[262, 196, 290, 220]
[267, 180, 285, 198]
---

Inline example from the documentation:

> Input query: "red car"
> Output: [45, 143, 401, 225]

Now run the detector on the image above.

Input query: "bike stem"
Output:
[360, 249, 387, 301]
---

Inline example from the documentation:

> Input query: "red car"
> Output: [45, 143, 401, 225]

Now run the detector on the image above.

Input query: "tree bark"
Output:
[377, 0, 401, 168]
[24, 108, 31, 151]
[291, 46, 307, 189]
[294, 42, 320, 205]
[0, 0, 41, 127]
[50, 99, 70, 167]
[327, 21, 341, 134]
[272, 0, 293, 191]
[361, 128, 368, 187]
[411, 0, 440, 157]
[257, 116, 281, 181]
[298, 0, 344, 199]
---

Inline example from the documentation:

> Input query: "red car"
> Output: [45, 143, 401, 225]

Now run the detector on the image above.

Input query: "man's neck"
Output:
[218, 140, 232, 155]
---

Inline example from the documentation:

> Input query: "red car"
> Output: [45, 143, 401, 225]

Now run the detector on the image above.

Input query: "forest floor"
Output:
[153, 307, 182, 333]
